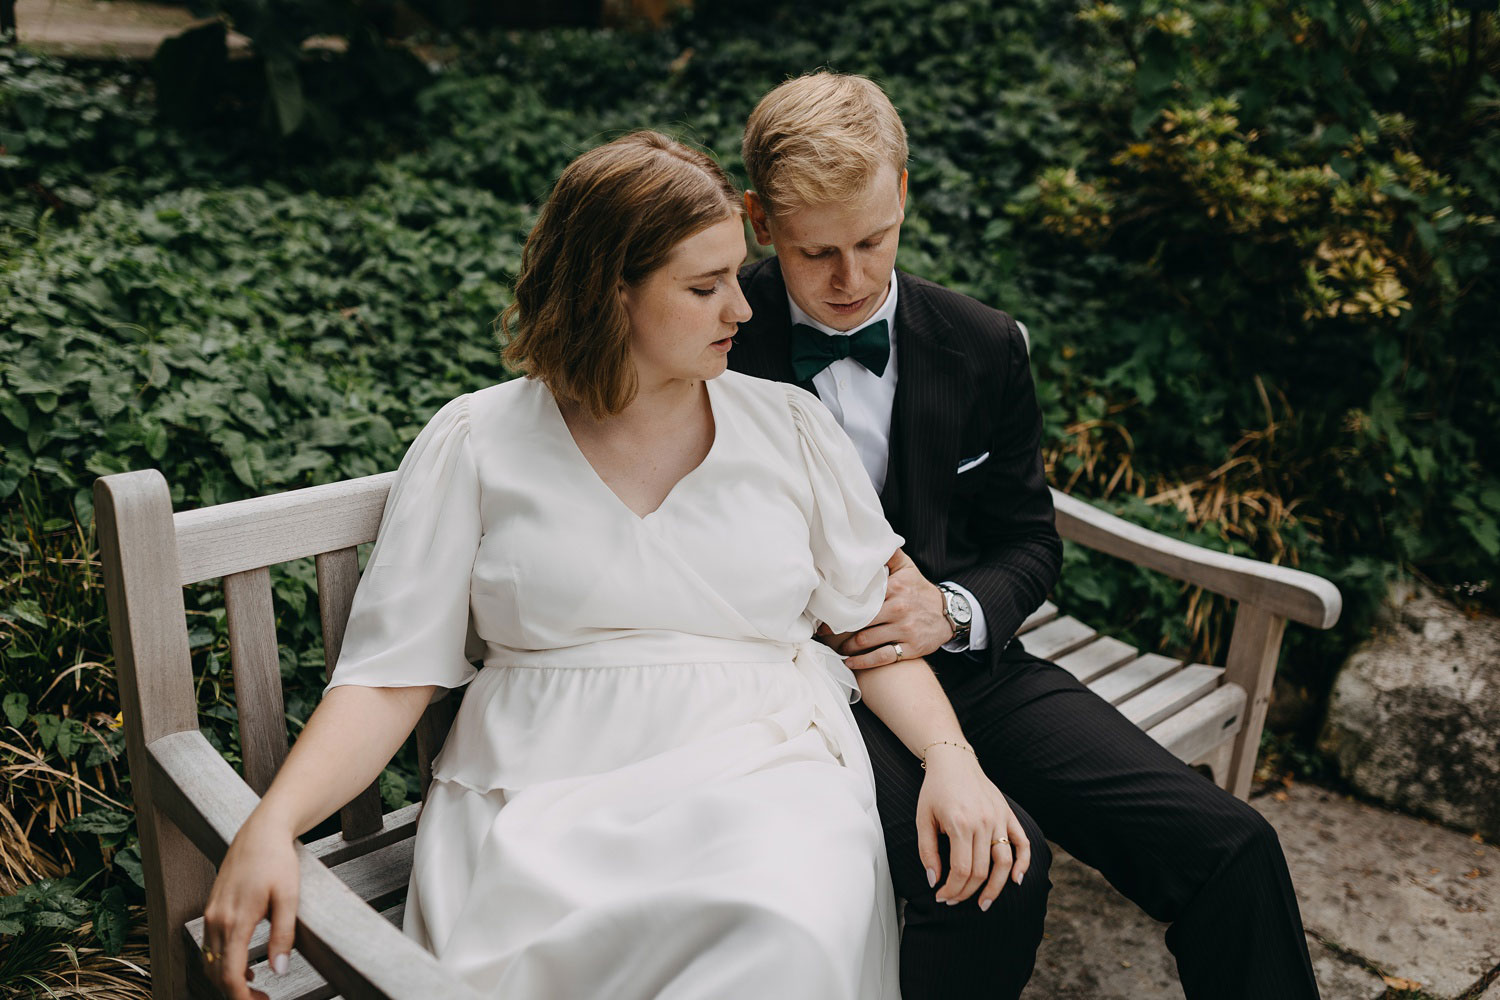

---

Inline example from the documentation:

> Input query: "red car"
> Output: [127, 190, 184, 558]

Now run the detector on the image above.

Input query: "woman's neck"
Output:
[562, 375, 708, 437]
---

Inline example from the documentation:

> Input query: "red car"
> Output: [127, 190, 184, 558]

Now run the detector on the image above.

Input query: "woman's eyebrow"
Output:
[685, 265, 732, 280]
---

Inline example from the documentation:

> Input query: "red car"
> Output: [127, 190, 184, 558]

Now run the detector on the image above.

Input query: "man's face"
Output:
[747, 164, 907, 332]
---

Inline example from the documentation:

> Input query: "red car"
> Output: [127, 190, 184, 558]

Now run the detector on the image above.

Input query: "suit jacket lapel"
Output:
[888, 271, 974, 566]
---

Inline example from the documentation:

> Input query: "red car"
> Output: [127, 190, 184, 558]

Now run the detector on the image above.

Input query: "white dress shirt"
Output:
[788, 273, 990, 653]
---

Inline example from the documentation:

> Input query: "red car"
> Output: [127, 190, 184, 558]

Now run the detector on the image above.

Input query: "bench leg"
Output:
[1222, 604, 1287, 800]
[141, 801, 216, 999]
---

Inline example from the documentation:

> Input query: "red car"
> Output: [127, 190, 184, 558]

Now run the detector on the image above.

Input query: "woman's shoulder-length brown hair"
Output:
[499, 131, 742, 419]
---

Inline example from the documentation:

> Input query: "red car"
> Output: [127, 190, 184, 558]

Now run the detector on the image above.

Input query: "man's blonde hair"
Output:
[742, 72, 908, 215]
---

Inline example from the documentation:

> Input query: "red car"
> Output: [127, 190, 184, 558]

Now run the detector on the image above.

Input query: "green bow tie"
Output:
[790, 319, 891, 382]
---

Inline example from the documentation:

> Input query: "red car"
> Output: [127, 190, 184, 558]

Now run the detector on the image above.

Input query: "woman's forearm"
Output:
[853, 658, 967, 760]
[251, 684, 435, 837]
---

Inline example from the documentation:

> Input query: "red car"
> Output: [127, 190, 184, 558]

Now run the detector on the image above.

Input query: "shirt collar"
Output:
[786, 269, 899, 338]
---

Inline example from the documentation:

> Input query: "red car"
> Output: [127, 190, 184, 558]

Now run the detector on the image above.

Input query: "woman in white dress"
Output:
[201, 131, 1031, 1000]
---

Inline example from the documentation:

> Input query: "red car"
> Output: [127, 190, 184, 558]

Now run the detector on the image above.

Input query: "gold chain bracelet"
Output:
[918, 739, 977, 769]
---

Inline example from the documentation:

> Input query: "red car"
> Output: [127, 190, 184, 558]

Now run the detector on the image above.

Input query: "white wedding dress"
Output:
[325, 370, 903, 998]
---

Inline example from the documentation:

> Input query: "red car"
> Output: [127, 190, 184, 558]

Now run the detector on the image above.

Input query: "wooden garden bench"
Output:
[94, 466, 1341, 1000]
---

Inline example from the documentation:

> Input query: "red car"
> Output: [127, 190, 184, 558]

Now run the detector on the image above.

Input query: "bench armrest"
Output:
[1050, 488, 1341, 629]
[146, 730, 483, 1000]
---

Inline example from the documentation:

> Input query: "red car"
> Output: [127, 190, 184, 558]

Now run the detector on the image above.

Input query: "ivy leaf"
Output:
[114, 845, 146, 889]
[55, 718, 88, 759]
[65, 809, 134, 835]
[93, 886, 129, 954]
[35, 713, 61, 751]
[2, 692, 28, 728]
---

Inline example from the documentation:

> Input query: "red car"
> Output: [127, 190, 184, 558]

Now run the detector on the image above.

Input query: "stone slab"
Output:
[1254, 783, 1500, 998]
[14, 0, 243, 60]
[1023, 845, 1385, 999]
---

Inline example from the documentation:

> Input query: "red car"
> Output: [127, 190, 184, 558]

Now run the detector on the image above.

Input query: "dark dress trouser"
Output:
[852, 640, 1321, 1000]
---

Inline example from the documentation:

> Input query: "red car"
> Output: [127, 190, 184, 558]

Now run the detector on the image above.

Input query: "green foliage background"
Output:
[1, 0, 1496, 989]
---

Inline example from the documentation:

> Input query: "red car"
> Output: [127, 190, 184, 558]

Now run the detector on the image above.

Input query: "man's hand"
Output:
[827, 549, 956, 670]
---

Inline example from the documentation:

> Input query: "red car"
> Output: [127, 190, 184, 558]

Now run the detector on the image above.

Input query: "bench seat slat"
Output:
[1117, 664, 1224, 730]
[1087, 653, 1181, 705]
[1016, 601, 1059, 635]
[1054, 636, 1137, 684]
[1146, 682, 1247, 765]
[1018, 616, 1096, 661]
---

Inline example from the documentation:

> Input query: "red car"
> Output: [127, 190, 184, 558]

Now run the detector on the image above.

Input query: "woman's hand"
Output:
[201, 808, 301, 1000]
[916, 745, 1031, 911]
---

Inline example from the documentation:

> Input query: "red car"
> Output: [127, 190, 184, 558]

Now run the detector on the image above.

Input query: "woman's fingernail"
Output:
[945, 898, 958, 906]
[926, 867, 936, 888]
[1016, 871, 1025, 885]
[979, 898, 992, 912]
[271, 953, 289, 976]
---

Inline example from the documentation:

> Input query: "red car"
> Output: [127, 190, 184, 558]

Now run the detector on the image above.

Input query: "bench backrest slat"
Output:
[175, 473, 396, 586]
[223, 566, 289, 794]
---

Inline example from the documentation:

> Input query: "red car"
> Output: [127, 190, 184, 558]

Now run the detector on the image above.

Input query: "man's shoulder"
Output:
[897, 270, 1025, 361]
[739, 254, 781, 287]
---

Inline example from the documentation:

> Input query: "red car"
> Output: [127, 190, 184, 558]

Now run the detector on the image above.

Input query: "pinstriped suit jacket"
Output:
[731, 256, 1063, 664]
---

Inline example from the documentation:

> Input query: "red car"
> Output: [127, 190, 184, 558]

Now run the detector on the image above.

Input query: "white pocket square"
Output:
[956, 452, 991, 474]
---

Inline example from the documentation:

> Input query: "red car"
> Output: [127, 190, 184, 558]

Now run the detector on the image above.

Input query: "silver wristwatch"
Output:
[937, 584, 973, 643]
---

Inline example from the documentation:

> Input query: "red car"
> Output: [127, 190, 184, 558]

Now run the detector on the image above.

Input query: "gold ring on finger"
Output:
[203, 948, 218, 964]
[892, 643, 904, 661]
[992, 837, 1009, 846]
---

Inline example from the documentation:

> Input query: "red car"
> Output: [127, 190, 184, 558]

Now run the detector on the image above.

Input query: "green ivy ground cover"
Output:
[1, 0, 1497, 983]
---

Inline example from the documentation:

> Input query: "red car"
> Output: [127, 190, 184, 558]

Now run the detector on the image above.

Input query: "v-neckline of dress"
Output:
[543, 377, 723, 523]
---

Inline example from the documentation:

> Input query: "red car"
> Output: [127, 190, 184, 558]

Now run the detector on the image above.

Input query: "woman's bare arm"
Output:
[843, 646, 1033, 911]
[203, 684, 434, 1000]
[254, 684, 434, 836]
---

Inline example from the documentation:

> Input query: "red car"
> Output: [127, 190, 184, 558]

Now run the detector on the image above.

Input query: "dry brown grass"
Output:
[0, 913, 151, 1000]
[1045, 376, 1326, 661]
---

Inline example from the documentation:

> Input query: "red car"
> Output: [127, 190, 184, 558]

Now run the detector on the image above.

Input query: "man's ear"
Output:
[898, 169, 909, 213]
[744, 191, 775, 247]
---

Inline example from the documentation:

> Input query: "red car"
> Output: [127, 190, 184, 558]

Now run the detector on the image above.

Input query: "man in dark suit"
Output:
[730, 71, 1321, 1000]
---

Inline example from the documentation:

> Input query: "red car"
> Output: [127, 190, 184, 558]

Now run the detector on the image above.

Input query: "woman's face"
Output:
[621, 215, 752, 390]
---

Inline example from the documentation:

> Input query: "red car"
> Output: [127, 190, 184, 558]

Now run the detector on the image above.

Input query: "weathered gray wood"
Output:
[307, 803, 421, 868]
[1054, 636, 1137, 684]
[186, 891, 410, 971]
[95, 471, 217, 1000]
[1018, 616, 1097, 661]
[1146, 683, 1246, 767]
[316, 546, 383, 840]
[1088, 653, 1181, 705]
[147, 730, 483, 1000]
[414, 695, 457, 801]
[1222, 604, 1288, 799]
[185, 905, 408, 1000]
[1197, 740, 1236, 789]
[224, 566, 289, 795]
[1118, 664, 1224, 730]
[1017, 601, 1059, 634]
[1050, 488, 1342, 629]
[175, 473, 395, 586]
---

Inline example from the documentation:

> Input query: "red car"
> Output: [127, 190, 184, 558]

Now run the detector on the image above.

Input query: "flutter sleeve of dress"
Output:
[325, 394, 481, 699]
[786, 385, 906, 636]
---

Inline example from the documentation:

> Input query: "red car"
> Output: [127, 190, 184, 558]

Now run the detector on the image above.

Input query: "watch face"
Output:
[946, 589, 972, 626]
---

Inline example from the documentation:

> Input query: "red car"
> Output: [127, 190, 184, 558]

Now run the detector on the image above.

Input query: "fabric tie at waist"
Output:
[790, 640, 875, 783]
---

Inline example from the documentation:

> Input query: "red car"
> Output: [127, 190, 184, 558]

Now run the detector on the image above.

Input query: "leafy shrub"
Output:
[1, 0, 1496, 983]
